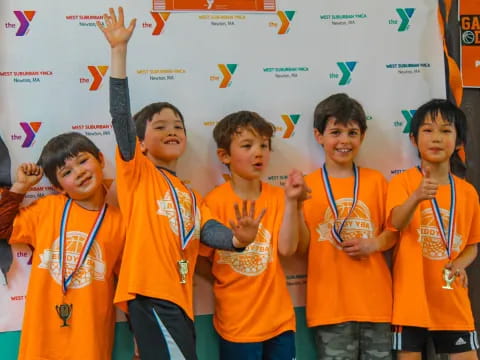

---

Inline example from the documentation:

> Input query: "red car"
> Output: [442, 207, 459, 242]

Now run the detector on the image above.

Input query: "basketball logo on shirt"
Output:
[157, 190, 201, 240]
[217, 224, 272, 276]
[418, 208, 461, 260]
[316, 198, 375, 249]
[38, 231, 106, 288]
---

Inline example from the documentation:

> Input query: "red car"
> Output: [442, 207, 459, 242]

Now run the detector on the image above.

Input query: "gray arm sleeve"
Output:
[200, 219, 244, 252]
[110, 77, 137, 161]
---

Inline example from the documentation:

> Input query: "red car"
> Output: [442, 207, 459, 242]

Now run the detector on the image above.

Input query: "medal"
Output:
[55, 303, 73, 327]
[56, 199, 108, 326]
[320, 163, 360, 245]
[177, 259, 189, 284]
[159, 170, 197, 285]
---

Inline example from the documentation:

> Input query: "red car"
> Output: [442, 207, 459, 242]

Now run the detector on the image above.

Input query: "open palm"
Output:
[97, 7, 136, 48]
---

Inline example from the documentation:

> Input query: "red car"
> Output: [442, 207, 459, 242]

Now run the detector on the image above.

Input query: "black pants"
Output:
[128, 296, 197, 360]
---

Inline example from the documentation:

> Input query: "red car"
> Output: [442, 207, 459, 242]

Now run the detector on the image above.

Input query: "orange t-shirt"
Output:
[303, 167, 392, 327]
[199, 182, 296, 342]
[114, 142, 210, 319]
[9, 194, 125, 360]
[387, 167, 480, 330]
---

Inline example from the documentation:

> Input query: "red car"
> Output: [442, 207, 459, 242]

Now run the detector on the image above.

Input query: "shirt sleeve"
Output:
[385, 173, 411, 231]
[0, 189, 25, 239]
[110, 77, 137, 161]
[466, 186, 480, 245]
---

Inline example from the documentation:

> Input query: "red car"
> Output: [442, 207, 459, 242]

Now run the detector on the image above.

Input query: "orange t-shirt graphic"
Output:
[114, 142, 210, 319]
[303, 168, 392, 327]
[9, 194, 125, 360]
[387, 167, 480, 330]
[199, 182, 295, 342]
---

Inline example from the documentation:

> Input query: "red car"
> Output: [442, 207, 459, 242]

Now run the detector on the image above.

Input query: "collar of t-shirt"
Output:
[156, 166, 176, 177]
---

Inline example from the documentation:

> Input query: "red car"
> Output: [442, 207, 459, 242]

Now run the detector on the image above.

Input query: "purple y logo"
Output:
[13, 11, 36, 36]
[19, 122, 42, 147]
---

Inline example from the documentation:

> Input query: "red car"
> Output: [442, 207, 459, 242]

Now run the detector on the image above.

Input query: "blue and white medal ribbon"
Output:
[320, 163, 360, 244]
[59, 198, 108, 294]
[159, 170, 197, 250]
[417, 166, 456, 258]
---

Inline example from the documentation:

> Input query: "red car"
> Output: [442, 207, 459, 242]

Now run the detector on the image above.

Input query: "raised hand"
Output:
[11, 163, 43, 194]
[230, 200, 266, 248]
[414, 166, 439, 202]
[97, 7, 136, 49]
[284, 169, 311, 203]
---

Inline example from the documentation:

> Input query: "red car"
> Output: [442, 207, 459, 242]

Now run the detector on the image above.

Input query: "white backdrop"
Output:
[0, 0, 446, 331]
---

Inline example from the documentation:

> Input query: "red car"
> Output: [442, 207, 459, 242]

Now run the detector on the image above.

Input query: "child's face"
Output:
[411, 113, 457, 165]
[55, 152, 105, 201]
[218, 127, 271, 180]
[314, 117, 364, 168]
[141, 108, 186, 167]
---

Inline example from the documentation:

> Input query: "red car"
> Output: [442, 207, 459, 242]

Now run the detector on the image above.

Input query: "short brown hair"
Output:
[213, 111, 275, 153]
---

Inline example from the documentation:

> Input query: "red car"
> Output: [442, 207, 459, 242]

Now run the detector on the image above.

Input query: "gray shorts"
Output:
[313, 321, 392, 360]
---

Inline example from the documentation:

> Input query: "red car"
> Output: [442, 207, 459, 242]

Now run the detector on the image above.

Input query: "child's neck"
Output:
[324, 159, 355, 178]
[421, 159, 451, 184]
[73, 187, 106, 211]
[230, 173, 261, 200]
[147, 153, 177, 173]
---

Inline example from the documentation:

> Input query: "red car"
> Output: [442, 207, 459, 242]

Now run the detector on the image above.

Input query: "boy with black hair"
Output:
[0, 132, 125, 360]
[302, 93, 396, 360]
[199, 110, 308, 360]
[388, 99, 480, 360]
[98, 7, 263, 360]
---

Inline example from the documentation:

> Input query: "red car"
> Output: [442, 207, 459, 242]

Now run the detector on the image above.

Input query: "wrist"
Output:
[10, 182, 30, 194]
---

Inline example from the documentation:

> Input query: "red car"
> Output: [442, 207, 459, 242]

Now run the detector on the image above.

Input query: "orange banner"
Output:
[460, 0, 480, 87]
[152, 0, 275, 12]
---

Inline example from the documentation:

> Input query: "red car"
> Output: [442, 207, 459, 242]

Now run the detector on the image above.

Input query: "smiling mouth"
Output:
[78, 176, 92, 186]
[164, 140, 180, 145]
[336, 148, 351, 153]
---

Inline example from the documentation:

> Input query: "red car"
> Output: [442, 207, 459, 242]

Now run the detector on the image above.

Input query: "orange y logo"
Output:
[217, 64, 237, 88]
[281, 114, 300, 138]
[87, 66, 108, 91]
[151, 12, 170, 35]
[277, 11, 295, 34]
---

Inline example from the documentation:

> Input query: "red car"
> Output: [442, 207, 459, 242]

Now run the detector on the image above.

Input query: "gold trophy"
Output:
[56, 303, 73, 327]
[178, 259, 189, 284]
[442, 268, 455, 290]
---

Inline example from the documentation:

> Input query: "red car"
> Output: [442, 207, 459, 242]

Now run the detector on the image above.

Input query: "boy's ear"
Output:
[98, 152, 105, 169]
[139, 140, 147, 154]
[409, 134, 418, 147]
[313, 128, 324, 146]
[216, 148, 231, 165]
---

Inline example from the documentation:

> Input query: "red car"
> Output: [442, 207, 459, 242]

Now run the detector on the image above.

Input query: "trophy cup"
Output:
[442, 268, 455, 290]
[178, 259, 189, 284]
[56, 303, 73, 327]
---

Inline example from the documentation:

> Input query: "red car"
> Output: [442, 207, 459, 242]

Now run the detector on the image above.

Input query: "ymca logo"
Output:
[401, 110, 416, 133]
[395, 8, 415, 32]
[393, 110, 415, 133]
[217, 64, 237, 88]
[336, 61, 357, 85]
[13, 11, 36, 36]
[19, 122, 42, 147]
[281, 114, 300, 138]
[276, 11, 295, 34]
[80, 66, 108, 91]
[150, 12, 170, 35]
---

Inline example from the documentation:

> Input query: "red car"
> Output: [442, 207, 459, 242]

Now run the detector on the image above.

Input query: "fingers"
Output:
[423, 166, 431, 179]
[96, 20, 105, 32]
[233, 203, 241, 220]
[117, 6, 123, 25]
[242, 200, 247, 218]
[109, 7, 118, 25]
[21, 163, 42, 176]
[128, 18, 137, 32]
[255, 208, 266, 223]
